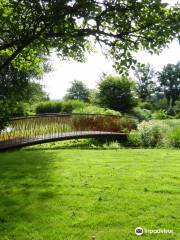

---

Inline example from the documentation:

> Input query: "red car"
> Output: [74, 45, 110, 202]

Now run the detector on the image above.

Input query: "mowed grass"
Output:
[0, 149, 179, 240]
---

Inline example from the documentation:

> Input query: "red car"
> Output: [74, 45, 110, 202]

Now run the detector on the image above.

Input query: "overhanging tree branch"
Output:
[0, 0, 179, 72]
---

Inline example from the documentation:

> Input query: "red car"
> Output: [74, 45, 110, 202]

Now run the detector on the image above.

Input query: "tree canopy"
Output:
[0, 0, 180, 72]
[64, 80, 90, 102]
[0, 65, 49, 116]
[97, 74, 137, 112]
[158, 62, 180, 107]
[134, 63, 156, 100]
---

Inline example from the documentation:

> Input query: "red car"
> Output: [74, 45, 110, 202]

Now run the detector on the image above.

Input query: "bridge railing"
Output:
[0, 113, 135, 147]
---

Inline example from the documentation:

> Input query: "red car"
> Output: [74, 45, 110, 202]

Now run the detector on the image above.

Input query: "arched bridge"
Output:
[0, 114, 134, 150]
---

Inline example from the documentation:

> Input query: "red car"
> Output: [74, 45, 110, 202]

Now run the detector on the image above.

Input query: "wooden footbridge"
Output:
[0, 114, 133, 150]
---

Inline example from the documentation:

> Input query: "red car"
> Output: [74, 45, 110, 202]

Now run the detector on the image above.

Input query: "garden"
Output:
[0, 1, 180, 239]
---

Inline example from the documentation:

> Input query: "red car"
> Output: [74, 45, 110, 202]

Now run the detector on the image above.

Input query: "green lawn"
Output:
[0, 149, 179, 240]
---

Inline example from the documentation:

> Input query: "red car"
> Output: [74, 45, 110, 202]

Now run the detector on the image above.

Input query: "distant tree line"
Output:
[63, 62, 180, 116]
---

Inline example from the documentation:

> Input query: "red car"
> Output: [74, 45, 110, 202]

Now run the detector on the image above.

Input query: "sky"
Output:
[42, 0, 180, 100]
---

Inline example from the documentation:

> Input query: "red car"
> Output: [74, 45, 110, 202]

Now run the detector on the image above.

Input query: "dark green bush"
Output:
[97, 74, 138, 113]
[167, 107, 176, 116]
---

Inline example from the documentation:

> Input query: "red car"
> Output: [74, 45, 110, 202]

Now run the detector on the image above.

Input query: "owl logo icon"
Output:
[135, 227, 143, 236]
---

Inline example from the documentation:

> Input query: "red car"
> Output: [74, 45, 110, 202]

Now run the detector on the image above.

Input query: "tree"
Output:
[0, 64, 49, 131]
[0, 0, 180, 72]
[134, 63, 156, 100]
[0, 65, 33, 119]
[1, 66, 32, 103]
[64, 80, 90, 102]
[88, 89, 99, 105]
[25, 81, 49, 104]
[0, 64, 48, 105]
[97, 74, 138, 112]
[158, 62, 180, 107]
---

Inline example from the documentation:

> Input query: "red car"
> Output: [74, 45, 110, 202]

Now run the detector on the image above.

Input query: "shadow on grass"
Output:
[0, 150, 58, 237]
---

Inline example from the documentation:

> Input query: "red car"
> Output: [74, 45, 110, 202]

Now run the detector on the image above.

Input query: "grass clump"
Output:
[35, 100, 63, 114]
[35, 100, 86, 114]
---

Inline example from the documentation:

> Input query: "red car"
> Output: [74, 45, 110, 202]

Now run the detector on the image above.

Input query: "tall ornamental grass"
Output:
[35, 100, 86, 114]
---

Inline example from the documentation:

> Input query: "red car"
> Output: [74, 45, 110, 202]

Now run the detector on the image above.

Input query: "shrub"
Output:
[167, 107, 176, 116]
[138, 119, 180, 148]
[128, 120, 170, 147]
[97, 74, 138, 112]
[169, 127, 180, 147]
[138, 121, 169, 147]
[73, 105, 121, 116]
[120, 116, 137, 133]
[138, 101, 153, 110]
[150, 97, 168, 111]
[128, 130, 142, 147]
[152, 109, 169, 120]
[130, 107, 152, 121]
[4, 102, 31, 117]
[62, 100, 87, 113]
